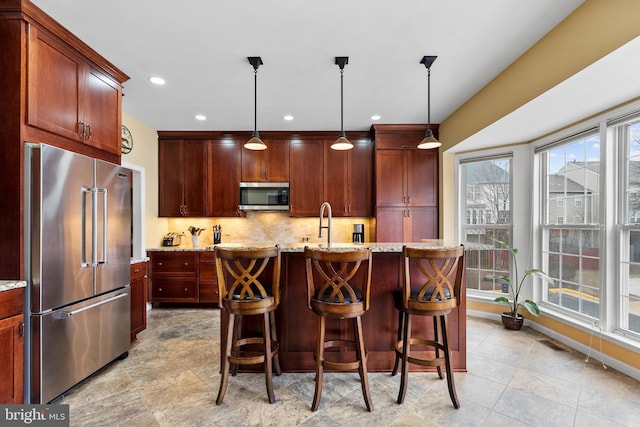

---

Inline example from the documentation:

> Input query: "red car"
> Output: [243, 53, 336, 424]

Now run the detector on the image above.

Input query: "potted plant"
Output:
[491, 237, 554, 330]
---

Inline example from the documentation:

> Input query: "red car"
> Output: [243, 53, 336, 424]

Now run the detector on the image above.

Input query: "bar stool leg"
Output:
[391, 309, 404, 376]
[217, 312, 235, 405]
[311, 315, 326, 411]
[231, 316, 241, 377]
[440, 315, 460, 408]
[354, 316, 373, 412]
[263, 312, 276, 404]
[433, 316, 444, 379]
[397, 312, 411, 404]
[269, 311, 282, 376]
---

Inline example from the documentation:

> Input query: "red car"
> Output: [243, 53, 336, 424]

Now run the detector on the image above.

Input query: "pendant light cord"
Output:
[427, 66, 431, 133]
[340, 68, 345, 137]
[254, 68, 258, 137]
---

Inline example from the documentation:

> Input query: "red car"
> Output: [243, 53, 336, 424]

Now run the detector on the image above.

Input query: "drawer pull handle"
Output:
[134, 269, 140, 273]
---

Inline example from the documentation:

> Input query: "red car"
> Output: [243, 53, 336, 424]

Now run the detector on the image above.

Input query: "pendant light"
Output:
[418, 55, 441, 149]
[331, 56, 353, 150]
[244, 56, 267, 150]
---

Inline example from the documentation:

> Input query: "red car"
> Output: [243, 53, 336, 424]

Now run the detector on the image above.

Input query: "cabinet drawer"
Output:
[130, 262, 147, 280]
[149, 278, 198, 302]
[199, 251, 215, 263]
[0, 288, 24, 319]
[148, 252, 198, 276]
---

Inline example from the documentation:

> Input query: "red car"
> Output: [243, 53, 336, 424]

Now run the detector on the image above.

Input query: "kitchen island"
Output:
[148, 241, 466, 372]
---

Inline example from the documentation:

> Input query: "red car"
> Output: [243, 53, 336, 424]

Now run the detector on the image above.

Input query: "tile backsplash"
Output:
[166, 212, 374, 248]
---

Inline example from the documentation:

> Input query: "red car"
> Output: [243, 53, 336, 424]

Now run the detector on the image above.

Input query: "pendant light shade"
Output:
[331, 56, 353, 151]
[245, 56, 267, 151]
[418, 55, 441, 150]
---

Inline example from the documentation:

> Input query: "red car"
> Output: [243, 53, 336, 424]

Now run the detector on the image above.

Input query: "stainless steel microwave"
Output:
[239, 182, 289, 211]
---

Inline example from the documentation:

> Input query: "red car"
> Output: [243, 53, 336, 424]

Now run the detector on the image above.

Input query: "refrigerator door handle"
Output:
[97, 188, 108, 265]
[81, 186, 93, 267]
[52, 292, 128, 319]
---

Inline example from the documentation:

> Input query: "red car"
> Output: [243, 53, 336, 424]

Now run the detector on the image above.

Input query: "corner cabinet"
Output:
[373, 125, 439, 242]
[130, 262, 147, 341]
[0, 288, 24, 404]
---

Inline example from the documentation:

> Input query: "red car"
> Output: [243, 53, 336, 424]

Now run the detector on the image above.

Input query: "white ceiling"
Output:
[31, 0, 608, 151]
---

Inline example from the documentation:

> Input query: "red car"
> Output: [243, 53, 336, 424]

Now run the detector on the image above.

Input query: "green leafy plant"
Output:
[491, 237, 554, 318]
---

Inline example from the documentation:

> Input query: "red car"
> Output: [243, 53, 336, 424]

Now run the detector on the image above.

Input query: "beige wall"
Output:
[121, 113, 167, 249]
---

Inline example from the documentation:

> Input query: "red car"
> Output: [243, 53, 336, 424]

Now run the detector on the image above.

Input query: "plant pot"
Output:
[501, 312, 524, 330]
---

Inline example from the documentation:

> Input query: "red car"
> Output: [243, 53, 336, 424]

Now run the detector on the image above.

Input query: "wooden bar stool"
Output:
[214, 245, 282, 404]
[304, 247, 374, 412]
[391, 245, 465, 408]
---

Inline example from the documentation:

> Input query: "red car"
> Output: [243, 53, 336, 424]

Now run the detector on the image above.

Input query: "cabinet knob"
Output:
[184, 262, 189, 266]
[184, 288, 188, 292]
[158, 288, 163, 292]
[134, 269, 140, 273]
[158, 262, 163, 266]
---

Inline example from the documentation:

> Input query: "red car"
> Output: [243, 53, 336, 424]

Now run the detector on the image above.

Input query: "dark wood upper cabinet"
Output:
[207, 138, 242, 217]
[324, 138, 373, 217]
[241, 139, 289, 182]
[373, 124, 439, 241]
[289, 139, 324, 217]
[26, 23, 125, 160]
[158, 139, 207, 217]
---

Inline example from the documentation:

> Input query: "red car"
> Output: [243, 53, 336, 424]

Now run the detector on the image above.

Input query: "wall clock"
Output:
[121, 125, 133, 154]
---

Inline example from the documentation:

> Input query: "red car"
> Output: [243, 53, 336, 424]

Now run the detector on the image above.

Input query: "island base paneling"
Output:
[219, 251, 466, 373]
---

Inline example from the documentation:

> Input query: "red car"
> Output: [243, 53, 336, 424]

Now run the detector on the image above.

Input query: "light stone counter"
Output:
[0, 280, 27, 292]
[148, 240, 461, 253]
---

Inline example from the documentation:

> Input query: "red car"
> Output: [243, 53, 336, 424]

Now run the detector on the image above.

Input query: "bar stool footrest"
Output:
[395, 338, 447, 367]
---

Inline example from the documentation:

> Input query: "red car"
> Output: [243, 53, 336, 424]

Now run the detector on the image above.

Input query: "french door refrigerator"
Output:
[24, 143, 132, 404]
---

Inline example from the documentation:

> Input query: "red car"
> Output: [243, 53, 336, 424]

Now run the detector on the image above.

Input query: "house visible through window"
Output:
[460, 156, 512, 294]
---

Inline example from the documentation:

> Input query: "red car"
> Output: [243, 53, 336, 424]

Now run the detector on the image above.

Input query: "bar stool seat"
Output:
[304, 247, 374, 412]
[215, 245, 282, 405]
[391, 245, 465, 408]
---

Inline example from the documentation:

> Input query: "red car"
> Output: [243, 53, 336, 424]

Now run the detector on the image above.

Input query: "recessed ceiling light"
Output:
[149, 76, 165, 85]
[283, 115, 294, 121]
[195, 115, 206, 121]
[371, 115, 381, 121]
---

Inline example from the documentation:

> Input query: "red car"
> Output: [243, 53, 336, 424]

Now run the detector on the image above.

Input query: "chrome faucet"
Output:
[318, 202, 332, 247]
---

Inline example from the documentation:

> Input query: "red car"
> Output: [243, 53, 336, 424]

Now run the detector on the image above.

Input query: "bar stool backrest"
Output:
[401, 245, 465, 314]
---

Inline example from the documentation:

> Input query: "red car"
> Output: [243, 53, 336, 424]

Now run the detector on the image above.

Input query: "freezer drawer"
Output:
[30, 288, 131, 403]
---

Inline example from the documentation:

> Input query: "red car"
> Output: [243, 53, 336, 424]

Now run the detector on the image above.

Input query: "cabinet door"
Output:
[407, 149, 438, 206]
[83, 68, 122, 155]
[407, 207, 438, 241]
[375, 207, 405, 242]
[348, 139, 374, 217]
[324, 140, 349, 216]
[0, 314, 24, 404]
[130, 262, 147, 341]
[376, 150, 406, 206]
[198, 252, 219, 303]
[241, 139, 289, 182]
[182, 140, 207, 217]
[208, 139, 242, 216]
[290, 139, 324, 216]
[158, 140, 185, 217]
[27, 26, 83, 142]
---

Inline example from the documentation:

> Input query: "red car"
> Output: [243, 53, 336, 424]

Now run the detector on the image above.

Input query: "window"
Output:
[619, 118, 640, 335]
[575, 197, 583, 207]
[461, 156, 512, 293]
[538, 131, 601, 320]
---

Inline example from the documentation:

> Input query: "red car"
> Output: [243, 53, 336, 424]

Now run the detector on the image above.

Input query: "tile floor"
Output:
[57, 307, 640, 426]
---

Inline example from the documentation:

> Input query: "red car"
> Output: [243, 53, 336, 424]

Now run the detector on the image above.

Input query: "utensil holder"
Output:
[191, 235, 200, 248]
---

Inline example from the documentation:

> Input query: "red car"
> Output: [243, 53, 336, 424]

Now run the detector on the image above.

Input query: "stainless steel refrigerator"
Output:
[24, 143, 132, 404]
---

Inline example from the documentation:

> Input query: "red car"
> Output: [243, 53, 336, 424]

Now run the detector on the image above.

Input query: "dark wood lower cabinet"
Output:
[0, 287, 24, 404]
[219, 251, 466, 372]
[130, 262, 147, 341]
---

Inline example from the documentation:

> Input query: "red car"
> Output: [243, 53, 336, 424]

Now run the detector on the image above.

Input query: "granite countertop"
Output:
[147, 240, 461, 253]
[131, 257, 150, 264]
[0, 280, 27, 292]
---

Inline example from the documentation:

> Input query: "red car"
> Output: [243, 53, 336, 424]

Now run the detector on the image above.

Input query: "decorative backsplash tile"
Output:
[167, 212, 373, 248]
